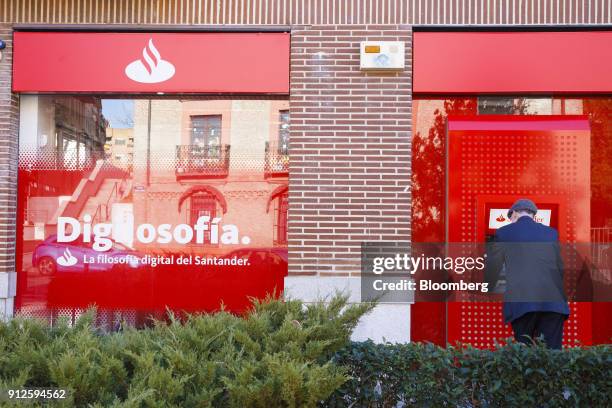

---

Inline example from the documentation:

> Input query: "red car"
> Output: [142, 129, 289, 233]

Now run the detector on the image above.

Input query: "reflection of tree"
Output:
[583, 99, 612, 227]
[412, 99, 476, 242]
[114, 101, 135, 128]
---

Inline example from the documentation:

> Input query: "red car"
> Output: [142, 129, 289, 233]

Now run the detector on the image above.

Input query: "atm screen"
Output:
[482, 202, 559, 242]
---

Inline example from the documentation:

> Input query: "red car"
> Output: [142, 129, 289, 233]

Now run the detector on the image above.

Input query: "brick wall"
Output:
[289, 25, 412, 276]
[0, 23, 18, 319]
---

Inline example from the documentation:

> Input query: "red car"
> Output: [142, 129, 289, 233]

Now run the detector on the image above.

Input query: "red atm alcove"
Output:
[445, 115, 592, 347]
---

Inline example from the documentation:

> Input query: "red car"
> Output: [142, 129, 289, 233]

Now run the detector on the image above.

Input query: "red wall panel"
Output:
[12, 32, 290, 94]
[414, 31, 612, 94]
[446, 115, 592, 347]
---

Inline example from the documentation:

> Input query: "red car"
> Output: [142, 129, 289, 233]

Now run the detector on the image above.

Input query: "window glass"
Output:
[191, 115, 221, 146]
[278, 110, 290, 154]
[412, 96, 612, 243]
[412, 96, 612, 346]
[265, 110, 290, 178]
[275, 192, 289, 246]
[17, 95, 289, 323]
[478, 97, 552, 115]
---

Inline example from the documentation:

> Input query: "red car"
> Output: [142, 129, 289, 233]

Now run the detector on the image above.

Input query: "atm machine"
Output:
[445, 115, 592, 347]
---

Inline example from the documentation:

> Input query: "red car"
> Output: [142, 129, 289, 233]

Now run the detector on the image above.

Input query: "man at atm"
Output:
[485, 199, 570, 349]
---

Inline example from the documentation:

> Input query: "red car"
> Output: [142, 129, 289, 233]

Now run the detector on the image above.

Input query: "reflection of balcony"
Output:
[176, 145, 230, 179]
[264, 142, 289, 178]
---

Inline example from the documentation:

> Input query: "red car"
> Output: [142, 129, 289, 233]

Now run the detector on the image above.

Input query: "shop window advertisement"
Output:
[17, 96, 289, 325]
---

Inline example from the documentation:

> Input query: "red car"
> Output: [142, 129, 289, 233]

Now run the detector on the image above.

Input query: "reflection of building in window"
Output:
[18, 95, 109, 231]
[53, 96, 107, 169]
[278, 110, 289, 154]
[105, 127, 134, 171]
[268, 184, 289, 246]
[176, 115, 229, 178]
[265, 110, 290, 178]
[177, 186, 226, 245]
[191, 115, 221, 151]
[478, 97, 553, 115]
[21, 98, 291, 259]
[274, 191, 289, 246]
[190, 192, 217, 243]
[17, 95, 106, 170]
[129, 99, 289, 251]
[189, 192, 217, 224]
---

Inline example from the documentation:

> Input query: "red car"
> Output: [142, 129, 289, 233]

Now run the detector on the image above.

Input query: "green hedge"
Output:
[0, 296, 372, 407]
[1, 300, 611, 407]
[325, 340, 612, 408]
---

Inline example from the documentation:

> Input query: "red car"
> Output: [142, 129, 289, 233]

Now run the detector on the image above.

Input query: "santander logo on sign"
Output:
[125, 39, 175, 84]
[56, 248, 78, 267]
[488, 208, 552, 230]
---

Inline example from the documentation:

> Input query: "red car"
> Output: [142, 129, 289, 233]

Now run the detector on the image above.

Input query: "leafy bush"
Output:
[0, 295, 373, 407]
[325, 340, 612, 408]
[2, 300, 610, 407]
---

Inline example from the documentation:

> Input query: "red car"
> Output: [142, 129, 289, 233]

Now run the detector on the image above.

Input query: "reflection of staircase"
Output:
[51, 160, 130, 224]
[84, 179, 127, 223]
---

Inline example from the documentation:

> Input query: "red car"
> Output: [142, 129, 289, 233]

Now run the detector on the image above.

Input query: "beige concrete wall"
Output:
[18, 95, 56, 161]
[105, 127, 134, 169]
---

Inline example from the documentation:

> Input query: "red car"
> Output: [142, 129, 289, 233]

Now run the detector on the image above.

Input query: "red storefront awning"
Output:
[413, 31, 612, 94]
[12, 31, 290, 94]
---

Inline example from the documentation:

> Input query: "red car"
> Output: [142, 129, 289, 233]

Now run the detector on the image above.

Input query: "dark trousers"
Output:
[511, 312, 565, 349]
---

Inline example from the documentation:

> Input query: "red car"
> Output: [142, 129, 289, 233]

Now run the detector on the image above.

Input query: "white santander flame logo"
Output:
[125, 39, 175, 83]
[56, 248, 78, 267]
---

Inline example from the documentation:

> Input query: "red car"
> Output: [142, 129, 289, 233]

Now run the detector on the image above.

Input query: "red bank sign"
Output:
[12, 31, 290, 94]
[414, 31, 612, 94]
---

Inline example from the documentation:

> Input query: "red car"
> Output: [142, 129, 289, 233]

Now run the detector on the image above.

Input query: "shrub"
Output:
[0, 295, 373, 407]
[2, 300, 610, 407]
[325, 340, 612, 408]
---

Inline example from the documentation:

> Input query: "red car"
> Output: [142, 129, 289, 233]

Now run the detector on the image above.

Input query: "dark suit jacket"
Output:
[485, 216, 570, 323]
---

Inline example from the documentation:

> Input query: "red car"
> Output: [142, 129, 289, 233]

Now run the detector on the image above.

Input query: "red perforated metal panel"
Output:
[447, 115, 592, 348]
